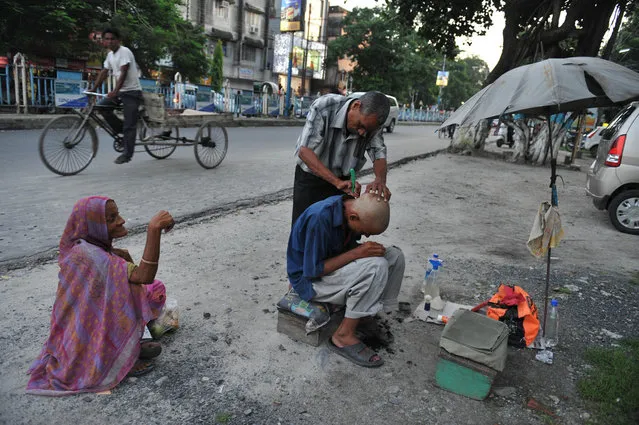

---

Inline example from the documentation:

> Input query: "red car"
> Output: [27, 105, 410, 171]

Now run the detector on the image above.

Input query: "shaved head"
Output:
[347, 193, 390, 235]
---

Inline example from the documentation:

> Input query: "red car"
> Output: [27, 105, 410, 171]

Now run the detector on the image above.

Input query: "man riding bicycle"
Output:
[88, 28, 142, 164]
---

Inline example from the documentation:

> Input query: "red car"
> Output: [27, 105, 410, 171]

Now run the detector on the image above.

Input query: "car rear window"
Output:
[600, 105, 637, 140]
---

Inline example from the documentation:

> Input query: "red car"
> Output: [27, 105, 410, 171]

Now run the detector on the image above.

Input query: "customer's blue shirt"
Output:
[287, 195, 350, 301]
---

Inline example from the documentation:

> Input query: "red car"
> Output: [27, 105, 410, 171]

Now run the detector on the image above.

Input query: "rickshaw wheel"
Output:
[39, 115, 98, 176]
[194, 121, 228, 169]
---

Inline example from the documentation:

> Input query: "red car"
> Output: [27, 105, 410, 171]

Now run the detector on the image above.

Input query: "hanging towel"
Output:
[527, 201, 564, 257]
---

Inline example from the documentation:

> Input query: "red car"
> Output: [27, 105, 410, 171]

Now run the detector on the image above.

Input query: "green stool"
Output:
[435, 309, 509, 400]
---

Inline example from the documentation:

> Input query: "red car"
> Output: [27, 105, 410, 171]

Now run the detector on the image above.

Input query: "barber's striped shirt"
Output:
[294, 94, 386, 177]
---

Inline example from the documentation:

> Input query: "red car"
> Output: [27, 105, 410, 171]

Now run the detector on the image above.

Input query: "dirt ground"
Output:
[1, 152, 637, 425]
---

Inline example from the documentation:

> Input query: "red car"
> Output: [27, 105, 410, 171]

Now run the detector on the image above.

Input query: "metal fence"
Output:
[0, 65, 10, 106]
[0, 64, 452, 122]
[398, 107, 450, 122]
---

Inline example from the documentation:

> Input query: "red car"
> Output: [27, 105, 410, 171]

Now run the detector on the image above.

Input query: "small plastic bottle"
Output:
[545, 299, 559, 348]
[423, 295, 432, 317]
[423, 254, 444, 310]
[421, 254, 440, 294]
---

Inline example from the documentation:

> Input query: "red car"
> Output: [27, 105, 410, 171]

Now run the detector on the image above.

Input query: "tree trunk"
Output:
[601, 2, 626, 59]
[506, 118, 530, 163]
[473, 119, 491, 150]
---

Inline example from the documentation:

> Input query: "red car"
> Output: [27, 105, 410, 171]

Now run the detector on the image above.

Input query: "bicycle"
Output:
[38, 92, 228, 176]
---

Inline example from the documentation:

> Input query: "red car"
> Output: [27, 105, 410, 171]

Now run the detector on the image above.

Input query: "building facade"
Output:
[268, 0, 329, 97]
[324, 5, 355, 93]
[181, 0, 274, 92]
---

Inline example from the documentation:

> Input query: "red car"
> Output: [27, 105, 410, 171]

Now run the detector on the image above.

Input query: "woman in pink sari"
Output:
[26, 196, 175, 396]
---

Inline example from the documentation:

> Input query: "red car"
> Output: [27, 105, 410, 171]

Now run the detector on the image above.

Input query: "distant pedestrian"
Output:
[234, 90, 241, 117]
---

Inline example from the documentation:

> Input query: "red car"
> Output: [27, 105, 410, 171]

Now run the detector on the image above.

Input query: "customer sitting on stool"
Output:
[286, 192, 405, 368]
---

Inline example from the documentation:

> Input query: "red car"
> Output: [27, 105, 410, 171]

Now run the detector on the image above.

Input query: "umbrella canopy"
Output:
[440, 57, 639, 129]
[439, 85, 491, 128]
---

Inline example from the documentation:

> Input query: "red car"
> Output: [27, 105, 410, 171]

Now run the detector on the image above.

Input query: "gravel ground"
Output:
[0, 152, 637, 425]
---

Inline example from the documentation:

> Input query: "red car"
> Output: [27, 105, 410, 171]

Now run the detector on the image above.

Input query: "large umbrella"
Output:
[441, 56, 639, 129]
[440, 57, 639, 340]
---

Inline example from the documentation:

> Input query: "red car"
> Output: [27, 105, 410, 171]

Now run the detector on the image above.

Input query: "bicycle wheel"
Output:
[194, 121, 228, 169]
[140, 124, 178, 159]
[39, 115, 98, 176]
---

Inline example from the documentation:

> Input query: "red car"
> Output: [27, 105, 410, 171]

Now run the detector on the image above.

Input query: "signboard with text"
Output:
[55, 79, 88, 108]
[436, 71, 449, 87]
[280, 0, 303, 32]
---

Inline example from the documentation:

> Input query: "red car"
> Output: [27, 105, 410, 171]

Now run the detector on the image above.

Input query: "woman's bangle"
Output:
[140, 258, 158, 265]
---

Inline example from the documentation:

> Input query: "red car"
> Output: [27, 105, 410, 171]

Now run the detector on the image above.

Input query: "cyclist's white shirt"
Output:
[103, 46, 142, 92]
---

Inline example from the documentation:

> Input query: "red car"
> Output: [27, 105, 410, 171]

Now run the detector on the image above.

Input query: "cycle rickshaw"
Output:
[38, 92, 228, 176]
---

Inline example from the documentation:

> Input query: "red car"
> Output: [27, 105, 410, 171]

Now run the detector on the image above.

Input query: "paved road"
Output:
[0, 124, 447, 265]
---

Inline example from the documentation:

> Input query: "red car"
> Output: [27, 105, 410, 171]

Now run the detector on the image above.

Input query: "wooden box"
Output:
[435, 348, 499, 400]
[276, 308, 343, 347]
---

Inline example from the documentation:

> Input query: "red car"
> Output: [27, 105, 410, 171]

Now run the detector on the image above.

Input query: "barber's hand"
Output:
[336, 179, 361, 197]
[107, 91, 118, 99]
[354, 241, 386, 258]
[366, 180, 391, 202]
[148, 210, 175, 233]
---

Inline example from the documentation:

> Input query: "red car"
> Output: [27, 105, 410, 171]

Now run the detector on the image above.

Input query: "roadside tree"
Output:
[0, 0, 208, 82]
[210, 40, 225, 93]
[391, 0, 630, 84]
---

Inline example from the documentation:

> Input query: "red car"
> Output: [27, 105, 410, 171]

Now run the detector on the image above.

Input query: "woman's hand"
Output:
[148, 210, 174, 233]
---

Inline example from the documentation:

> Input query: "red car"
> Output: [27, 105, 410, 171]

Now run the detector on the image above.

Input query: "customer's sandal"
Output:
[139, 341, 162, 360]
[127, 360, 154, 377]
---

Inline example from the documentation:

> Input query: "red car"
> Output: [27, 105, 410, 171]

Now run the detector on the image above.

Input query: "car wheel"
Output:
[589, 145, 598, 158]
[387, 119, 395, 133]
[607, 189, 639, 235]
[496, 138, 503, 147]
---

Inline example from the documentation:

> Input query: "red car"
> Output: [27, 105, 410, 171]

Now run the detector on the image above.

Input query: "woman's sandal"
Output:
[139, 340, 162, 360]
[127, 360, 155, 377]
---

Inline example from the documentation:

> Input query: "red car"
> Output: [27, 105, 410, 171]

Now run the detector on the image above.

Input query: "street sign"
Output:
[280, 0, 303, 32]
[436, 71, 449, 87]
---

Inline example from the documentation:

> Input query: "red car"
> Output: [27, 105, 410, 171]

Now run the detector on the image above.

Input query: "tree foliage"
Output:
[0, 0, 209, 82]
[608, 3, 639, 72]
[327, 7, 488, 108]
[0, 0, 104, 58]
[441, 56, 490, 109]
[389, 0, 494, 58]
[210, 40, 224, 92]
[390, 0, 629, 84]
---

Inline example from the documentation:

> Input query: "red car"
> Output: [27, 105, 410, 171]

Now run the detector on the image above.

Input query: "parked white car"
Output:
[583, 125, 607, 158]
[349, 92, 399, 133]
[384, 95, 399, 133]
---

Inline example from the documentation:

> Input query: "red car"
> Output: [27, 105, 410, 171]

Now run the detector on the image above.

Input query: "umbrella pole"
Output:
[542, 113, 559, 337]
[543, 248, 551, 337]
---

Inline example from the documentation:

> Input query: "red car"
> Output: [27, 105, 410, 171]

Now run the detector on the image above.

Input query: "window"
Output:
[246, 11, 260, 33]
[242, 46, 257, 62]
[209, 41, 229, 57]
[215, 0, 229, 19]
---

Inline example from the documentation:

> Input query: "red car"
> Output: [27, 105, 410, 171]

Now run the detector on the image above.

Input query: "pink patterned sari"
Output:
[26, 196, 166, 396]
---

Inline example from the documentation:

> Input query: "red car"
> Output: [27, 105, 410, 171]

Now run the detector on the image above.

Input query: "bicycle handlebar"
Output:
[83, 91, 107, 97]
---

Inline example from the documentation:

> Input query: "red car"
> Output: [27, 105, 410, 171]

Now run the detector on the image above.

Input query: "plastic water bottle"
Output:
[422, 254, 444, 310]
[545, 299, 559, 348]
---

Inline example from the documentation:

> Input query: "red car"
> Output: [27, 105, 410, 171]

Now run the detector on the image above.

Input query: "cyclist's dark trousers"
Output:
[98, 90, 142, 159]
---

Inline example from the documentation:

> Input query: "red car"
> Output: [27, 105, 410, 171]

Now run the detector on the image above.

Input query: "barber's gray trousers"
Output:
[311, 246, 405, 319]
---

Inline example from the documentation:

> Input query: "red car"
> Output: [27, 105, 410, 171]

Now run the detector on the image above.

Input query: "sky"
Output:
[332, 0, 505, 70]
